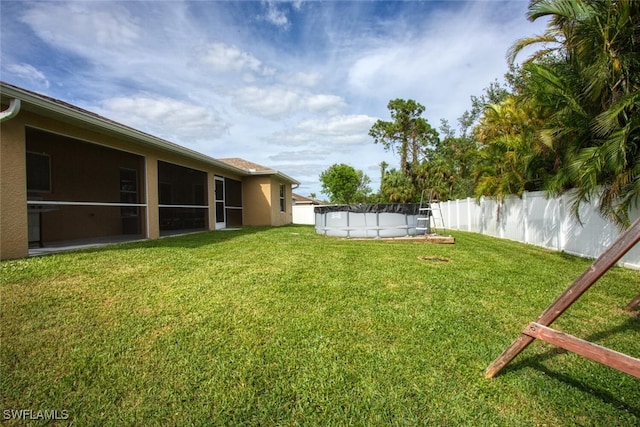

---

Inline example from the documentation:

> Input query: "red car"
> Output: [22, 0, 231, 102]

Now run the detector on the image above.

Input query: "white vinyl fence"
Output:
[294, 191, 640, 269]
[439, 191, 639, 269]
[293, 205, 316, 225]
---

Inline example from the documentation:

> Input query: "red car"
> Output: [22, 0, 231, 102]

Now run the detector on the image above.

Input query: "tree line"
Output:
[319, 0, 639, 227]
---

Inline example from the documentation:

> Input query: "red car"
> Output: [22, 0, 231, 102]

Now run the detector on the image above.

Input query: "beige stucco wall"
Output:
[240, 176, 295, 226]
[242, 176, 272, 226]
[270, 176, 293, 226]
[207, 172, 216, 231]
[145, 154, 160, 239]
[0, 114, 28, 260]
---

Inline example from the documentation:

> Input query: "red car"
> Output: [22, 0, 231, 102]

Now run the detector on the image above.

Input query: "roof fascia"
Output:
[245, 169, 300, 185]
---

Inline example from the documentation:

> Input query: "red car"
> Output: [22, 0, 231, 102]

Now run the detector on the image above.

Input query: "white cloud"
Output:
[346, 2, 547, 127]
[94, 95, 230, 142]
[289, 71, 321, 88]
[199, 42, 271, 76]
[5, 63, 49, 88]
[261, 1, 290, 28]
[233, 86, 347, 120]
[20, 2, 140, 55]
[233, 86, 301, 119]
[269, 149, 332, 162]
[297, 115, 376, 138]
[306, 94, 346, 114]
[269, 114, 377, 147]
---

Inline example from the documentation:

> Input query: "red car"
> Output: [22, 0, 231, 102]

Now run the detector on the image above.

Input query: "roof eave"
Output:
[246, 169, 300, 185]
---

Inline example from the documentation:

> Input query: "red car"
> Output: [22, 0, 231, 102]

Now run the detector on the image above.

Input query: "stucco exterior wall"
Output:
[270, 177, 293, 227]
[145, 154, 160, 239]
[0, 114, 28, 260]
[240, 176, 294, 226]
[242, 176, 272, 226]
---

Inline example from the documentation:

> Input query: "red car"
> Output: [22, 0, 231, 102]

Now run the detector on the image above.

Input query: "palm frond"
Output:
[528, 0, 595, 23]
[507, 35, 560, 64]
[591, 91, 640, 137]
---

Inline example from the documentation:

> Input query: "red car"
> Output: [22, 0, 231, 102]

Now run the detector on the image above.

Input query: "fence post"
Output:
[523, 192, 529, 244]
[480, 196, 485, 235]
[559, 194, 566, 252]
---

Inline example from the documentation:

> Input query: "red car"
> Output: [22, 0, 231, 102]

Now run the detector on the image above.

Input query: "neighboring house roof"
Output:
[218, 158, 273, 172]
[218, 158, 298, 185]
[292, 193, 323, 205]
[0, 81, 299, 185]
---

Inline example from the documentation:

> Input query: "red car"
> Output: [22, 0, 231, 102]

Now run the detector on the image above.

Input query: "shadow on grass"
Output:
[31, 226, 277, 258]
[143, 226, 271, 248]
[514, 362, 639, 417]
[501, 316, 640, 416]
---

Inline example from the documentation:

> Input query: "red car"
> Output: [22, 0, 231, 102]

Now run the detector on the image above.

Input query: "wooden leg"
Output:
[485, 217, 640, 378]
[485, 334, 536, 378]
[625, 293, 640, 311]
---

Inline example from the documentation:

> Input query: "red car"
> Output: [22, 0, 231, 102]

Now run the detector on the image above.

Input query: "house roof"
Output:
[218, 158, 273, 173]
[292, 193, 323, 205]
[0, 81, 299, 185]
[217, 158, 298, 185]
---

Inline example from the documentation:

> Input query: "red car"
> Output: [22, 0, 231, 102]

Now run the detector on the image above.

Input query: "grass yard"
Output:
[1, 225, 639, 426]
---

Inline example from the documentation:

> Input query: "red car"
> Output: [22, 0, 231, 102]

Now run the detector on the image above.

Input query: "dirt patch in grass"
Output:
[417, 255, 451, 262]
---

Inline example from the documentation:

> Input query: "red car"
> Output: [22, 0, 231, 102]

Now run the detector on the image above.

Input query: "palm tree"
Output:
[508, 0, 640, 226]
[474, 97, 535, 201]
[380, 169, 415, 203]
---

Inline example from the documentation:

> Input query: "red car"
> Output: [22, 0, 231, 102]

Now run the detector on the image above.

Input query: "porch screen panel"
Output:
[158, 161, 208, 234]
[224, 178, 243, 227]
[25, 127, 146, 246]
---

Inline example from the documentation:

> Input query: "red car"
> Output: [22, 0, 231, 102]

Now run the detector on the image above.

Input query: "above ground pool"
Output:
[314, 204, 422, 238]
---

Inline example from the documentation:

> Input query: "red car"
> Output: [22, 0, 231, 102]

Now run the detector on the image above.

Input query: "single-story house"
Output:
[0, 82, 299, 260]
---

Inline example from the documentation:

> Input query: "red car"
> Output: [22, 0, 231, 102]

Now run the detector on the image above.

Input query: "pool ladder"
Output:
[416, 192, 445, 235]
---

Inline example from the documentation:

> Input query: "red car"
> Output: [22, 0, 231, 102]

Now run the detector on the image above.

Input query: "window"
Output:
[26, 152, 51, 192]
[279, 184, 286, 212]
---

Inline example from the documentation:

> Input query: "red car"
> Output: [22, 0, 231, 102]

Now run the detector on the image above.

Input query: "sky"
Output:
[1, 0, 548, 197]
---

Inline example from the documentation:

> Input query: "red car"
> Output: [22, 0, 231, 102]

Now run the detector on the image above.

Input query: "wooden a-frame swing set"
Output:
[485, 217, 640, 379]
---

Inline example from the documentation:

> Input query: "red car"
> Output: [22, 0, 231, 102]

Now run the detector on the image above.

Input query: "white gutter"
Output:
[0, 98, 21, 122]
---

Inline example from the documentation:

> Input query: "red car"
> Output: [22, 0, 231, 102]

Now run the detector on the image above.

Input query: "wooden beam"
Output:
[524, 323, 640, 378]
[485, 217, 640, 378]
[625, 293, 640, 311]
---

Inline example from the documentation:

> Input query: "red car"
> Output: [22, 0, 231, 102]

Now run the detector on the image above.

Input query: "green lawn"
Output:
[1, 225, 639, 426]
